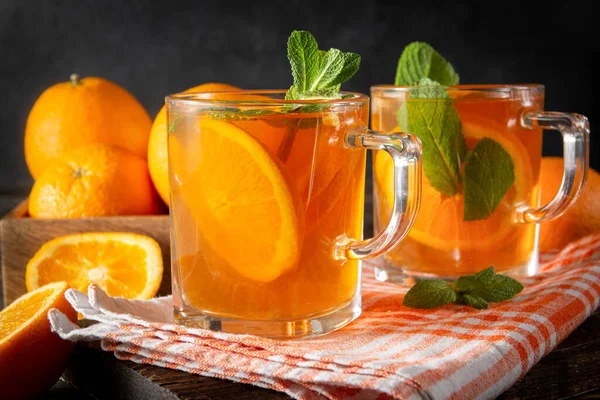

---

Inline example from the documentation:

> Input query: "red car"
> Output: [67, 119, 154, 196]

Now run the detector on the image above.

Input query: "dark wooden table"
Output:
[2, 193, 600, 399]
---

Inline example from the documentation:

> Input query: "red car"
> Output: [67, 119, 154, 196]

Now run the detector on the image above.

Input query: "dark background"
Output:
[0, 0, 597, 196]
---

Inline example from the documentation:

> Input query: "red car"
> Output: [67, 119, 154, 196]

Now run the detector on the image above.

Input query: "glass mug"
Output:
[371, 84, 589, 282]
[166, 91, 422, 338]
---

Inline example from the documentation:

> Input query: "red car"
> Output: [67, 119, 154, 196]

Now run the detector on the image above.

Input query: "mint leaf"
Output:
[404, 266, 524, 310]
[457, 294, 488, 309]
[454, 266, 494, 293]
[406, 79, 467, 196]
[480, 274, 524, 302]
[295, 103, 329, 113]
[285, 85, 300, 100]
[463, 138, 515, 221]
[206, 107, 282, 120]
[286, 31, 360, 101]
[167, 116, 182, 134]
[395, 42, 459, 86]
[403, 280, 457, 309]
[396, 103, 408, 131]
[409, 78, 450, 98]
[309, 48, 344, 91]
[300, 88, 340, 99]
[287, 31, 319, 93]
[455, 266, 524, 304]
[330, 52, 361, 86]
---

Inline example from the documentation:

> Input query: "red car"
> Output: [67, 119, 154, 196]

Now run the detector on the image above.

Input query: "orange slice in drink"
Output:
[25, 233, 164, 299]
[173, 119, 301, 282]
[375, 120, 533, 251]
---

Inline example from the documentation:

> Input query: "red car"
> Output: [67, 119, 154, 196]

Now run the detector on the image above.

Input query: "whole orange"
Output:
[25, 74, 152, 178]
[148, 82, 239, 205]
[539, 157, 600, 251]
[29, 144, 162, 218]
[0, 282, 76, 399]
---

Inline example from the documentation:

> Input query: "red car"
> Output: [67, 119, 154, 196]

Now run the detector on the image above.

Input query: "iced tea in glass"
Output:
[371, 84, 589, 281]
[168, 90, 422, 337]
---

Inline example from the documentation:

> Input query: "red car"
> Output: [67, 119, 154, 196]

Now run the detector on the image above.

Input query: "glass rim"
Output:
[370, 83, 545, 93]
[165, 89, 368, 108]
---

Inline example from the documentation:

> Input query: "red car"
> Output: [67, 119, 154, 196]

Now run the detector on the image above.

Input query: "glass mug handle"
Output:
[335, 129, 422, 260]
[516, 111, 590, 223]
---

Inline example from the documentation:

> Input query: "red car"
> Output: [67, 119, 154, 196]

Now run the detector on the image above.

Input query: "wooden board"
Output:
[0, 200, 171, 306]
[62, 311, 600, 399]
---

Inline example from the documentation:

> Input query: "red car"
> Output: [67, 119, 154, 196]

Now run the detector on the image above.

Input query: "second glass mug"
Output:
[166, 90, 422, 338]
[371, 84, 589, 282]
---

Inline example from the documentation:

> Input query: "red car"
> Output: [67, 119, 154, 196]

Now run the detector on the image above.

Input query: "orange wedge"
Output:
[26, 233, 163, 299]
[0, 282, 76, 399]
[171, 119, 301, 282]
[375, 120, 533, 251]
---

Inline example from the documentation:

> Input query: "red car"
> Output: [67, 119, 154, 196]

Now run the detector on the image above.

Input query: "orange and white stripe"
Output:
[49, 233, 600, 400]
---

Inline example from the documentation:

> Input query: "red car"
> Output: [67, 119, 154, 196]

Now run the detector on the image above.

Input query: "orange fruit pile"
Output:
[25, 74, 161, 218]
[25, 74, 151, 179]
[0, 282, 76, 399]
[29, 144, 162, 218]
[25, 76, 240, 216]
[26, 232, 164, 299]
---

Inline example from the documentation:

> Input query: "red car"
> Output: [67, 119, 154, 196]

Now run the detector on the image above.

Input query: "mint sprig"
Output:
[201, 31, 360, 123]
[405, 78, 467, 196]
[395, 42, 515, 221]
[286, 30, 360, 101]
[403, 267, 524, 310]
[395, 42, 459, 86]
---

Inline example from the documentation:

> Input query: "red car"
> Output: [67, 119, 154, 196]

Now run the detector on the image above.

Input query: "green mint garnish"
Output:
[403, 267, 524, 310]
[167, 116, 183, 134]
[457, 294, 489, 309]
[395, 42, 459, 86]
[454, 267, 524, 303]
[202, 31, 360, 124]
[402, 279, 457, 309]
[207, 108, 283, 120]
[395, 42, 515, 220]
[405, 78, 467, 196]
[286, 30, 360, 101]
[287, 30, 320, 94]
[463, 138, 516, 221]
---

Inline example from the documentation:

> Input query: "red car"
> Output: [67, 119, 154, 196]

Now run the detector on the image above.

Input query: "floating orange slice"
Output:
[26, 233, 163, 299]
[171, 119, 301, 282]
[375, 120, 533, 251]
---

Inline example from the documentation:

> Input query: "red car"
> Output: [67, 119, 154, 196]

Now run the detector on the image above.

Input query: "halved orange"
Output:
[0, 282, 76, 399]
[171, 119, 301, 282]
[26, 233, 163, 299]
[374, 120, 533, 251]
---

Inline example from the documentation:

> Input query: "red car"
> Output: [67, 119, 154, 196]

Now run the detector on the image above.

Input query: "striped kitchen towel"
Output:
[49, 233, 600, 400]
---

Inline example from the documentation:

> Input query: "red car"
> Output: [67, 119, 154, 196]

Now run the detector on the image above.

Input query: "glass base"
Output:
[173, 294, 361, 340]
[374, 255, 540, 285]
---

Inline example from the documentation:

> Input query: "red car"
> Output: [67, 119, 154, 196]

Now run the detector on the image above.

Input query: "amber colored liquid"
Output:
[170, 107, 367, 320]
[373, 93, 544, 276]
